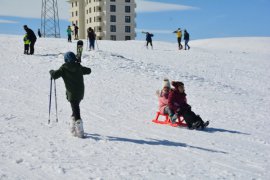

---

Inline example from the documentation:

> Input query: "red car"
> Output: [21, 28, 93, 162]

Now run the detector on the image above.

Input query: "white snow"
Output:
[0, 35, 270, 179]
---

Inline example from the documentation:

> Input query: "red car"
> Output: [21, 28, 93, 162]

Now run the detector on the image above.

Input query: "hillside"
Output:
[0, 35, 270, 179]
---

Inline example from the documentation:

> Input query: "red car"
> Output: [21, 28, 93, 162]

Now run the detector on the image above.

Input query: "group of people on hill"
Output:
[66, 24, 79, 42]
[66, 25, 96, 51]
[143, 28, 190, 50]
[22, 24, 207, 138]
[23, 25, 37, 55]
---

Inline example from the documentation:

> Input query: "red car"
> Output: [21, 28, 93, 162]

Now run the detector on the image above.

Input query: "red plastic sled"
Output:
[152, 111, 187, 127]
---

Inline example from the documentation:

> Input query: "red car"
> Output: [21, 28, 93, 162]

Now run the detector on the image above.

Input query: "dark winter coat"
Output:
[25, 28, 37, 42]
[168, 89, 188, 113]
[184, 31, 189, 41]
[88, 30, 96, 40]
[146, 33, 153, 42]
[50, 63, 91, 101]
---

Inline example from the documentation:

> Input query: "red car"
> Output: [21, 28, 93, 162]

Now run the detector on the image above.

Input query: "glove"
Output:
[49, 70, 54, 78]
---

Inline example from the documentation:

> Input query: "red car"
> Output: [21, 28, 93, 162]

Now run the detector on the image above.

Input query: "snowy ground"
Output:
[0, 35, 270, 180]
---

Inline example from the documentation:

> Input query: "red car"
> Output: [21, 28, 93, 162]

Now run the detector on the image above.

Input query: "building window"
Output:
[72, 12, 74, 17]
[89, 8, 91, 13]
[125, 16, 130, 23]
[76, 11, 78, 16]
[95, 26, 102, 32]
[86, 10, 88, 14]
[89, 18, 91, 23]
[110, 15, 116, 22]
[110, 0, 115, 2]
[111, 35, 116, 41]
[97, 6, 102, 12]
[125, 26, 131, 33]
[110, 5, 116, 12]
[72, 2, 73, 7]
[96, 16, 102, 22]
[75, 2, 77, 6]
[125, 0, 130, 2]
[87, 19, 88, 24]
[110, 25, 116, 32]
[125, 36, 131, 40]
[125, 6, 131, 13]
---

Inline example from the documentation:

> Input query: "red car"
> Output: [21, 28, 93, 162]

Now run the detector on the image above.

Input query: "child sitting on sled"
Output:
[168, 81, 209, 129]
[156, 78, 174, 116]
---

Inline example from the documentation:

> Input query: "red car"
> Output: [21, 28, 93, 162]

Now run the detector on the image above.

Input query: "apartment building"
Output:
[67, 0, 136, 40]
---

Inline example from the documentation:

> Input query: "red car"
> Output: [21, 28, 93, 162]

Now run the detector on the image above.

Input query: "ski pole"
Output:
[86, 39, 90, 51]
[54, 79, 58, 122]
[96, 39, 99, 50]
[48, 78, 53, 124]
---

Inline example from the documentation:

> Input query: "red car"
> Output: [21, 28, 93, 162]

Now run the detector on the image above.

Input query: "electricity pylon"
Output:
[41, 0, 61, 38]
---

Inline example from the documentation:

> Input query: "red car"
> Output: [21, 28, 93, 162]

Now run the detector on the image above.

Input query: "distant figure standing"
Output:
[67, 26, 73, 42]
[184, 29, 190, 50]
[142, 32, 154, 49]
[38, 29, 42, 38]
[173, 28, 183, 50]
[23, 25, 37, 55]
[73, 24, 79, 40]
[23, 33, 30, 54]
[87, 27, 96, 50]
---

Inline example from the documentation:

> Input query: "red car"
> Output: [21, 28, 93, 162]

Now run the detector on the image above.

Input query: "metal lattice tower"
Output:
[41, 0, 61, 38]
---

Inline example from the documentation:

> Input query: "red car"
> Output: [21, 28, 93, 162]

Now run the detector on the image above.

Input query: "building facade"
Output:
[67, 0, 136, 40]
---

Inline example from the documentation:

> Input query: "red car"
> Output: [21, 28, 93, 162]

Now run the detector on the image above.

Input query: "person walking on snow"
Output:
[73, 24, 79, 40]
[23, 25, 37, 55]
[173, 28, 183, 50]
[49, 51, 91, 138]
[38, 29, 41, 38]
[87, 27, 96, 50]
[184, 29, 190, 50]
[142, 32, 154, 49]
[67, 26, 73, 42]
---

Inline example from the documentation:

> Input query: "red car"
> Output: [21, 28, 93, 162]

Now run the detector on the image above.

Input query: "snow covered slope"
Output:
[0, 35, 270, 179]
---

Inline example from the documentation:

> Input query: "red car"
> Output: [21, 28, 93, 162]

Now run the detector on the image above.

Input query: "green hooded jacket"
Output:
[50, 63, 91, 101]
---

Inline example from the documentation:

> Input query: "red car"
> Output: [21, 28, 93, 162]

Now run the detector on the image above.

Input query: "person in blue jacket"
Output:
[143, 32, 154, 49]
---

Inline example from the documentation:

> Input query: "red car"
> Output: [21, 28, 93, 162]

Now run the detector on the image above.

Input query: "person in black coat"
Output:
[38, 29, 42, 38]
[23, 25, 37, 55]
[184, 29, 190, 50]
[73, 24, 79, 40]
[87, 27, 96, 50]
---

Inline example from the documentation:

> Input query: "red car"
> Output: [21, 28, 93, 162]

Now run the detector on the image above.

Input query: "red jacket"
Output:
[168, 89, 187, 112]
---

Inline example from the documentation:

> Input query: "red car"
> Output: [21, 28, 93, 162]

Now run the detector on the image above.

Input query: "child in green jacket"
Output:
[23, 33, 30, 54]
[49, 51, 91, 138]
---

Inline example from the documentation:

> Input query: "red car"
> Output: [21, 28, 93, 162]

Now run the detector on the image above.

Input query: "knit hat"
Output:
[64, 51, 77, 63]
[172, 81, 184, 88]
[162, 78, 171, 89]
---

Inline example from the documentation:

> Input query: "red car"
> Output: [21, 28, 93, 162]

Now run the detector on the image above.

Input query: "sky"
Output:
[0, 0, 270, 42]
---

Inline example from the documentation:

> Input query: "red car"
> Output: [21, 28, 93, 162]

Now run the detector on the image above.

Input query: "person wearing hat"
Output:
[168, 81, 209, 129]
[49, 51, 91, 138]
[23, 25, 37, 55]
[173, 28, 183, 50]
[156, 78, 173, 115]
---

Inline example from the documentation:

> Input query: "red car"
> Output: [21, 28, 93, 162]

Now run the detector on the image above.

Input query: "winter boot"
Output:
[201, 121, 209, 129]
[191, 121, 201, 129]
[74, 119, 84, 138]
[70, 116, 76, 136]
[170, 114, 178, 124]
